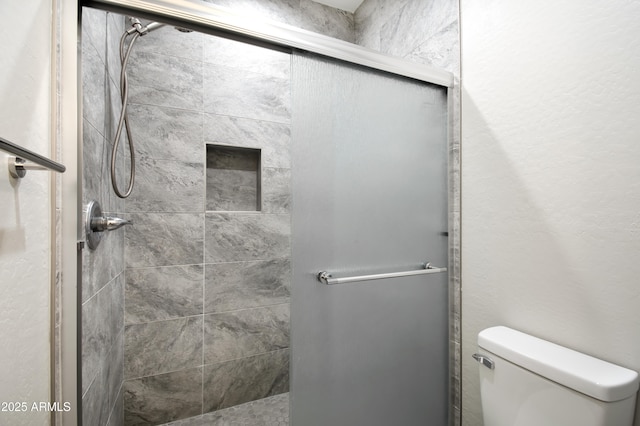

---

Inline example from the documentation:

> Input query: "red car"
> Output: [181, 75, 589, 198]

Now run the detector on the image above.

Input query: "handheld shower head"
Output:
[143, 22, 165, 34]
[126, 17, 165, 35]
[112, 17, 191, 198]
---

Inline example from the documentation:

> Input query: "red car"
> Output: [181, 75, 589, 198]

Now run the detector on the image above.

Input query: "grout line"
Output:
[124, 348, 289, 382]
[123, 301, 290, 327]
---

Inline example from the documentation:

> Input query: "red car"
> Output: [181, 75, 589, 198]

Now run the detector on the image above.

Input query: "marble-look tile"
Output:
[206, 145, 260, 212]
[108, 330, 124, 420]
[126, 265, 204, 324]
[354, 0, 410, 50]
[202, 0, 356, 43]
[82, 119, 106, 208]
[134, 24, 204, 62]
[299, 0, 355, 43]
[128, 50, 203, 110]
[203, 0, 300, 28]
[82, 39, 107, 135]
[125, 316, 203, 379]
[125, 157, 205, 213]
[262, 168, 291, 214]
[204, 259, 290, 313]
[353, 0, 378, 49]
[106, 12, 125, 89]
[206, 168, 259, 212]
[205, 213, 290, 262]
[111, 272, 125, 342]
[83, 357, 111, 426]
[203, 63, 290, 123]
[404, 20, 459, 73]
[124, 367, 203, 425]
[125, 213, 203, 268]
[203, 349, 289, 412]
[204, 36, 290, 79]
[204, 114, 291, 169]
[82, 8, 107, 62]
[204, 304, 289, 364]
[162, 393, 289, 426]
[380, 0, 457, 59]
[82, 280, 112, 396]
[107, 385, 124, 426]
[127, 103, 204, 163]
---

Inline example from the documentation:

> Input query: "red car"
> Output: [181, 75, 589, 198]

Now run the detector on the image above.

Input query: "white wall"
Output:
[460, 1, 640, 424]
[0, 1, 52, 424]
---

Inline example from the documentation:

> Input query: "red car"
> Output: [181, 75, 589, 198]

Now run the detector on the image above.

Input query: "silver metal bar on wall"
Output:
[317, 262, 447, 285]
[82, 0, 454, 88]
[0, 136, 66, 178]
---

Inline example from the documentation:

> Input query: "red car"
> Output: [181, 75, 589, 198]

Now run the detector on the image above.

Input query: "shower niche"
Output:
[206, 144, 262, 212]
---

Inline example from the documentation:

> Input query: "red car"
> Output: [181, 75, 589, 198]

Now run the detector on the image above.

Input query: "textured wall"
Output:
[460, 1, 640, 425]
[0, 1, 52, 424]
[355, 0, 461, 423]
[81, 8, 126, 426]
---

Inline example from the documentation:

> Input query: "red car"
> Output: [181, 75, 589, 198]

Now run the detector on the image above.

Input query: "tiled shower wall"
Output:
[81, 8, 126, 426]
[119, 3, 357, 425]
[354, 1, 462, 424]
[119, 22, 292, 426]
[202, 0, 356, 42]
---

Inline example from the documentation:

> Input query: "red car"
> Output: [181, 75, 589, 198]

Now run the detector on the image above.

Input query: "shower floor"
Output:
[161, 393, 289, 426]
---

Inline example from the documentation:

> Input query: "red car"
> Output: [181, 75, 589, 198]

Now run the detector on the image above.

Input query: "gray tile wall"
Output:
[122, 22, 294, 426]
[354, 1, 461, 424]
[202, 0, 355, 43]
[81, 8, 126, 426]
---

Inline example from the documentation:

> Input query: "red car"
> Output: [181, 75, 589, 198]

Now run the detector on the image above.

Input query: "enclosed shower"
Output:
[79, 1, 460, 425]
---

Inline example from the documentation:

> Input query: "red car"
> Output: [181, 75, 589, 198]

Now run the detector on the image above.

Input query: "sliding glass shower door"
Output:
[290, 52, 449, 425]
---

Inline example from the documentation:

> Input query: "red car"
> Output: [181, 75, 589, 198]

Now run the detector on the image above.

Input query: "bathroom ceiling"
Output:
[312, 0, 365, 13]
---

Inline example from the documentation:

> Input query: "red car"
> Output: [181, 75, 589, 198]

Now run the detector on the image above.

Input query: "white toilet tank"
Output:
[475, 326, 639, 426]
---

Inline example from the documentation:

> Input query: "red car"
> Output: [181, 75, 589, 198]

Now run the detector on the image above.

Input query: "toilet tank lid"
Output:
[478, 326, 639, 402]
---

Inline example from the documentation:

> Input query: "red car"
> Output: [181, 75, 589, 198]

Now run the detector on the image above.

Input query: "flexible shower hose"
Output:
[111, 29, 140, 198]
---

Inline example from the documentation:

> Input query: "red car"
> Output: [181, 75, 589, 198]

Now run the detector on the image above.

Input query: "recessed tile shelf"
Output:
[206, 144, 261, 212]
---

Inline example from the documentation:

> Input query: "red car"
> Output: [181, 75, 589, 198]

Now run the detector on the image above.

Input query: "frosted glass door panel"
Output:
[290, 52, 449, 426]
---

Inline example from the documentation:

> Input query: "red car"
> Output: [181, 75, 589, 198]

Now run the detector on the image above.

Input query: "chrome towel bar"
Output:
[317, 262, 447, 285]
[0, 137, 66, 178]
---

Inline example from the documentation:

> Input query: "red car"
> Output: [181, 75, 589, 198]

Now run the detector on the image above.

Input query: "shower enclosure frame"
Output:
[69, 0, 458, 424]
[82, 0, 454, 87]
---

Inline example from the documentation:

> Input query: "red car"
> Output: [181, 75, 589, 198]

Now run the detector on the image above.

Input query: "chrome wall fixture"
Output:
[84, 200, 132, 250]
[317, 262, 447, 285]
[0, 137, 66, 178]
